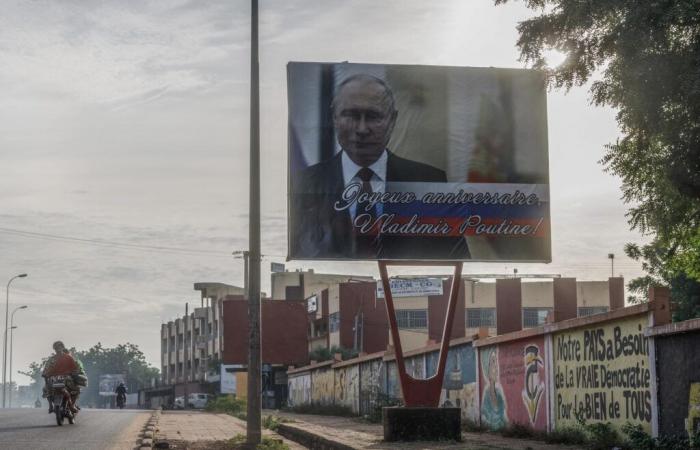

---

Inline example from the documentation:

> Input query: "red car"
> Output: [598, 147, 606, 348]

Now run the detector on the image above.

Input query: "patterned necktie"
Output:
[355, 167, 380, 256]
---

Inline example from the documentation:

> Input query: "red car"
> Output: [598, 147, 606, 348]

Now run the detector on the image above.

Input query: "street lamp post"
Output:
[9, 305, 28, 408]
[3, 273, 27, 408]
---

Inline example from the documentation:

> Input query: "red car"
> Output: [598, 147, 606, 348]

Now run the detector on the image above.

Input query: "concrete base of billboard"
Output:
[382, 407, 461, 442]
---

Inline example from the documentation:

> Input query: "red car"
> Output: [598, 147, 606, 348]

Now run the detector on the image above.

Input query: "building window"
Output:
[466, 308, 496, 328]
[523, 308, 552, 328]
[578, 306, 608, 317]
[396, 309, 428, 329]
[329, 312, 340, 333]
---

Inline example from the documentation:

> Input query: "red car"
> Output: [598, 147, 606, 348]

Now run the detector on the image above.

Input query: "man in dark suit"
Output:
[291, 74, 469, 259]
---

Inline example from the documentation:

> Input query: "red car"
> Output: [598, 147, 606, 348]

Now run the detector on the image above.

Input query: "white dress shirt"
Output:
[341, 149, 387, 220]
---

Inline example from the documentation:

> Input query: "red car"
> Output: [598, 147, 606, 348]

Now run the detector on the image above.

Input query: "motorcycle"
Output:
[46, 375, 78, 426]
[116, 392, 126, 409]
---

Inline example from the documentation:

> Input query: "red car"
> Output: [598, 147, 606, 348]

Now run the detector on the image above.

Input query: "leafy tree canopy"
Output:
[497, 0, 700, 318]
[21, 342, 159, 406]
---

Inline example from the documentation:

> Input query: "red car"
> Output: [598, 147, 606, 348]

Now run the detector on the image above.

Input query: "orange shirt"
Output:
[43, 353, 79, 377]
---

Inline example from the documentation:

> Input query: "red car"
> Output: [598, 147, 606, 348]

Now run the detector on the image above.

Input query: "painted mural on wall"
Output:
[426, 345, 479, 421]
[479, 337, 548, 431]
[335, 364, 360, 413]
[480, 346, 508, 429]
[553, 315, 651, 432]
[287, 373, 311, 407]
[406, 355, 426, 379]
[311, 367, 335, 405]
[386, 360, 401, 399]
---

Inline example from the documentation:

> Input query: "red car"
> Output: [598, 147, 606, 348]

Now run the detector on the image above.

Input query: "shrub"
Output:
[207, 395, 247, 420]
[584, 422, 620, 450]
[623, 422, 700, 450]
[262, 415, 288, 431]
[230, 434, 290, 450]
[544, 426, 587, 446]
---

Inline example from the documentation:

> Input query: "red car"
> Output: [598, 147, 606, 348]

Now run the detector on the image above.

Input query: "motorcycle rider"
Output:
[115, 382, 127, 407]
[42, 341, 80, 414]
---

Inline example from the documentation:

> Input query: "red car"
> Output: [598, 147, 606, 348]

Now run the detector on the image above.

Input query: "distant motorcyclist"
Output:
[115, 382, 127, 408]
[42, 341, 81, 414]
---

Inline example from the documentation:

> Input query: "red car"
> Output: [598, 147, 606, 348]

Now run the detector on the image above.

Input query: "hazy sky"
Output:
[1, 0, 647, 384]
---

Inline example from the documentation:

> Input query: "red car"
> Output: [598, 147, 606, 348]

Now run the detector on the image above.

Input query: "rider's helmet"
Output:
[52, 341, 65, 352]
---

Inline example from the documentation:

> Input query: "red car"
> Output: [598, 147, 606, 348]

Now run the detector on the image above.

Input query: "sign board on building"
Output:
[271, 262, 285, 273]
[98, 374, 126, 396]
[376, 278, 444, 298]
[220, 364, 244, 394]
[287, 62, 551, 262]
[306, 295, 318, 313]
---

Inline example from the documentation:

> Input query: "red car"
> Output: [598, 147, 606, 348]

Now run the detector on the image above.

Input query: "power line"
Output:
[0, 227, 287, 259]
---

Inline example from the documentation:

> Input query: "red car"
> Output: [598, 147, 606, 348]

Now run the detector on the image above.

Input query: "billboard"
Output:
[376, 278, 443, 298]
[288, 62, 550, 262]
[99, 374, 126, 396]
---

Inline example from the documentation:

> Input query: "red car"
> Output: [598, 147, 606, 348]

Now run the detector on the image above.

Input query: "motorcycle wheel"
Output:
[55, 407, 63, 426]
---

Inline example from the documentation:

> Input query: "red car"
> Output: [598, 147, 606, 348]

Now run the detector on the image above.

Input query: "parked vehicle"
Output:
[46, 375, 78, 426]
[187, 393, 210, 409]
[174, 393, 210, 409]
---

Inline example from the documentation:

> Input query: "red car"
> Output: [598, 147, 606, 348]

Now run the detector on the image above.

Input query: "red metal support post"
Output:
[378, 261, 463, 407]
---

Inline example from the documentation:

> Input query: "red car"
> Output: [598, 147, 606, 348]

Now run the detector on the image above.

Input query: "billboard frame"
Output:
[379, 260, 462, 407]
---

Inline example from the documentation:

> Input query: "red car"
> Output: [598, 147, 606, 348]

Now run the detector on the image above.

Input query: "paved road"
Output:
[0, 408, 150, 450]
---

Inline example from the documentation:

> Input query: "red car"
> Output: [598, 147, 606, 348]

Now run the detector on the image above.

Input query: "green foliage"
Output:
[230, 434, 290, 450]
[20, 342, 159, 406]
[262, 414, 288, 431]
[623, 422, 700, 450]
[585, 422, 620, 450]
[308, 345, 358, 363]
[207, 395, 247, 420]
[544, 426, 587, 446]
[496, 0, 700, 308]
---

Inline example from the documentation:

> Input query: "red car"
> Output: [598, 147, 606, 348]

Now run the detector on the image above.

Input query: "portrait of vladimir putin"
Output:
[290, 73, 470, 260]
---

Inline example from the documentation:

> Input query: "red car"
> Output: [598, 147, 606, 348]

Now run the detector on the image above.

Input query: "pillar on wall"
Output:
[496, 278, 522, 335]
[553, 277, 577, 322]
[608, 277, 625, 310]
[648, 286, 672, 326]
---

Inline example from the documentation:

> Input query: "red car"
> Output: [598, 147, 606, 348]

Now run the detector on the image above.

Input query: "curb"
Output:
[137, 409, 161, 449]
[276, 423, 357, 450]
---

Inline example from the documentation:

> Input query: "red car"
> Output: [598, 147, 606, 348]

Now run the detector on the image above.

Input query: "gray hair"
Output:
[331, 74, 396, 114]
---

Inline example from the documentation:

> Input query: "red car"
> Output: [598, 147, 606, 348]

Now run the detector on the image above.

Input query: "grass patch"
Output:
[207, 395, 247, 421]
[461, 419, 489, 433]
[544, 426, 587, 446]
[262, 415, 289, 431]
[230, 434, 290, 450]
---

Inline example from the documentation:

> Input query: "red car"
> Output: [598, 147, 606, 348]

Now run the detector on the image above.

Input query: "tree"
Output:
[497, 0, 700, 318]
[20, 342, 159, 407]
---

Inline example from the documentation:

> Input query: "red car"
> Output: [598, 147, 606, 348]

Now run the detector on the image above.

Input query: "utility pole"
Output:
[247, 0, 262, 445]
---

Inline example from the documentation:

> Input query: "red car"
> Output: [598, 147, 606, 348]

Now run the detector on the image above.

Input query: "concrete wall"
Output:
[287, 339, 478, 420]
[552, 315, 652, 433]
[475, 304, 659, 434]
[650, 320, 700, 438]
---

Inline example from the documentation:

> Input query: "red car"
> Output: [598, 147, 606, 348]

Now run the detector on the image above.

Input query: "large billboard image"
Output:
[288, 62, 550, 261]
